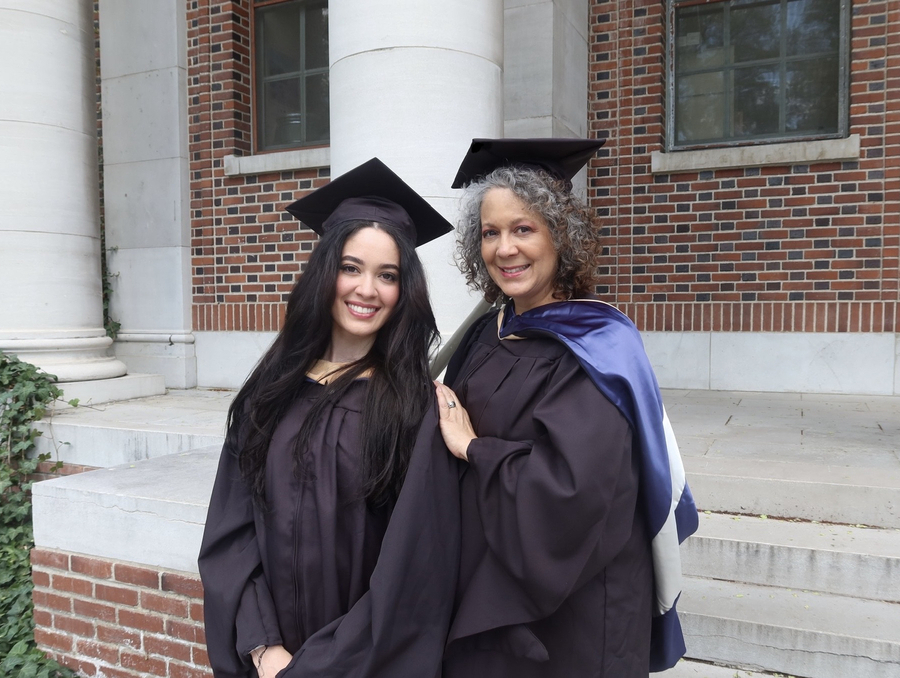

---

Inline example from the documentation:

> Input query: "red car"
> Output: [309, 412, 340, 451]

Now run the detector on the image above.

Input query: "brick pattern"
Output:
[30, 461, 97, 484]
[588, 0, 899, 332]
[187, 0, 329, 332]
[32, 549, 211, 678]
[182, 0, 898, 334]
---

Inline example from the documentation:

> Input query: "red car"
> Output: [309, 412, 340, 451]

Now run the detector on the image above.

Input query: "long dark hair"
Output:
[225, 219, 439, 506]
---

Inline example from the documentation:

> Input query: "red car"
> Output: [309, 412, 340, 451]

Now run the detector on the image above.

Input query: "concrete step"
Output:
[683, 512, 900, 603]
[679, 576, 900, 678]
[32, 388, 229, 467]
[657, 660, 768, 677]
[31, 446, 220, 573]
[685, 456, 900, 529]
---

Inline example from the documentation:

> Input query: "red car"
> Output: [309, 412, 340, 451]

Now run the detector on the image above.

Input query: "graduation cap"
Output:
[286, 158, 453, 247]
[450, 137, 606, 189]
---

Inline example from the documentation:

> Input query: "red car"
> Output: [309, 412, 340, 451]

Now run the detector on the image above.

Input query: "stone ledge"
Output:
[223, 146, 330, 176]
[651, 134, 860, 174]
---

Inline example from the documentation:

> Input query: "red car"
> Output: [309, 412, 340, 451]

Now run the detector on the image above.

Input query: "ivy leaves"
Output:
[0, 353, 75, 677]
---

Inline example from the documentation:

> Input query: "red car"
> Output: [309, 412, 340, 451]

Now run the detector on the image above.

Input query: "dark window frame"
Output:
[664, 0, 851, 151]
[251, 0, 330, 153]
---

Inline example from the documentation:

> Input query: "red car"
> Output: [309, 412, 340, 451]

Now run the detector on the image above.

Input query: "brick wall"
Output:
[588, 0, 899, 332]
[184, 0, 898, 338]
[187, 0, 329, 333]
[32, 549, 211, 678]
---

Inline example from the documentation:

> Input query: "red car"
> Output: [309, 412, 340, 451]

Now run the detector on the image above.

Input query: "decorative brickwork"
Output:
[588, 0, 899, 332]
[32, 549, 211, 678]
[186, 0, 329, 332]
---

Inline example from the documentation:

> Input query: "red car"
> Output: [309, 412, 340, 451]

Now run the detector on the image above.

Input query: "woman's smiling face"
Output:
[479, 187, 559, 313]
[329, 226, 401, 361]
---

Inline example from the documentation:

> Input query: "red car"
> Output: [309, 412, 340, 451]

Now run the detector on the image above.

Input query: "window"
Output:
[254, 0, 329, 152]
[667, 0, 848, 150]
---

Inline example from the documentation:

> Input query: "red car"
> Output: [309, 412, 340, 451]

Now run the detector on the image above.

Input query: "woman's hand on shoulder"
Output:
[434, 381, 476, 462]
[251, 644, 292, 677]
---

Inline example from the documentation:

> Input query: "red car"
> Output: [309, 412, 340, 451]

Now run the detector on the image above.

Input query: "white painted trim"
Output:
[642, 330, 898, 396]
[650, 134, 860, 174]
[223, 146, 330, 176]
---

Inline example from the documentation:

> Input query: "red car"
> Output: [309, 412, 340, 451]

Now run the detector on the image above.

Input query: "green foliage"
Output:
[100, 225, 120, 341]
[0, 353, 76, 677]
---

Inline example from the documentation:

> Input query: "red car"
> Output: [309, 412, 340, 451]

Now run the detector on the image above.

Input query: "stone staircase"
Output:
[662, 395, 900, 677]
[30, 388, 900, 677]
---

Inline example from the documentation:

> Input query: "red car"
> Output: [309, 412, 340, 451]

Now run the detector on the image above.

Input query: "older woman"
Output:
[435, 139, 698, 677]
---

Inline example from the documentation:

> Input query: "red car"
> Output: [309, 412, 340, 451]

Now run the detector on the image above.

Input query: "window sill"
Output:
[223, 146, 331, 177]
[650, 135, 860, 174]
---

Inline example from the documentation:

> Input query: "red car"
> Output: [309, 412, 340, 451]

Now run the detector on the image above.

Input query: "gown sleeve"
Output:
[275, 401, 461, 678]
[448, 353, 640, 643]
[198, 439, 283, 678]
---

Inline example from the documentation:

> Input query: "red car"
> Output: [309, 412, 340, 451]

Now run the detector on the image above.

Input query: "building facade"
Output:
[2, 0, 895, 399]
[8, 1, 898, 676]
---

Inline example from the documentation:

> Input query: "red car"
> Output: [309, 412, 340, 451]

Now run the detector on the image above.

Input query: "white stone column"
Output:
[99, 0, 196, 388]
[0, 0, 128, 383]
[329, 0, 504, 337]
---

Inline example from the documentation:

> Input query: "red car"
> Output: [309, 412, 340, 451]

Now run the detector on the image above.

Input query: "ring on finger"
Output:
[447, 400, 457, 409]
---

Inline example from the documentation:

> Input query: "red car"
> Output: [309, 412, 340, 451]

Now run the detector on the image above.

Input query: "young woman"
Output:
[199, 159, 459, 678]
[435, 139, 698, 677]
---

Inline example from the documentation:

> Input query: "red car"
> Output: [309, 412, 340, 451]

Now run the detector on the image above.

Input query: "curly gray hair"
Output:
[455, 166, 603, 304]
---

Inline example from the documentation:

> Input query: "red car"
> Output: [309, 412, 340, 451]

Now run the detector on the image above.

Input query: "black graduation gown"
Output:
[199, 378, 460, 678]
[443, 316, 654, 678]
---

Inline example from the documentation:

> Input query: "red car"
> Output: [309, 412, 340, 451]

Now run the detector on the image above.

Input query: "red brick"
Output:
[193, 644, 211, 667]
[115, 563, 161, 589]
[71, 555, 113, 579]
[53, 573, 94, 596]
[167, 618, 206, 644]
[33, 590, 73, 613]
[170, 663, 215, 678]
[144, 635, 193, 662]
[119, 608, 165, 634]
[31, 549, 69, 570]
[142, 590, 190, 616]
[120, 650, 167, 676]
[33, 608, 52, 627]
[54, 613, 95, 638]
[97, 623, 141, 649]
[189, 601, 205, 623]
[96, 583, 139, 606]
[95, 665, 141, 678]
[35, 627, 73, 652]
[32, 569, 51, 587]
[75, 639, 119, 663]
[64, 657, 99, 676]
[74, 598, 117, 623]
